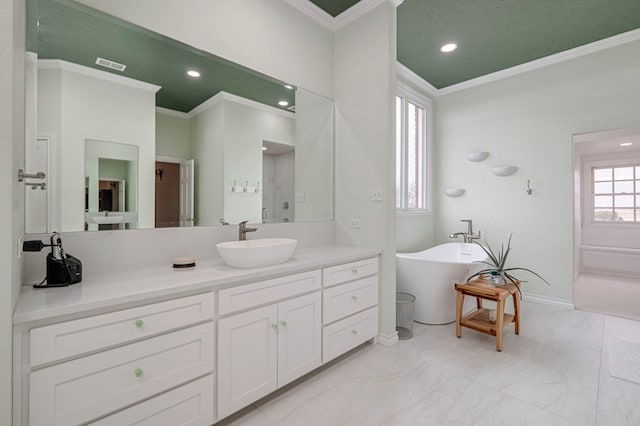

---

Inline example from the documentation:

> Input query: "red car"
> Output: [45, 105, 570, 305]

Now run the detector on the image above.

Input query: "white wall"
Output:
[334, 3, 397, 341]
[75, 0, 334, 98]
[37, 64, 156, 230]
[156, 111, 190, 159]
[294, 88, 334, 222]
[190, 101, 225, 226]
[0, 0, 25, 421]
[436, 39, 640, 302]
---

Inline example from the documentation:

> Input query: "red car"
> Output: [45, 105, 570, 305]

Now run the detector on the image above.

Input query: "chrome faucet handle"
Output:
[239, 220, 248, 227]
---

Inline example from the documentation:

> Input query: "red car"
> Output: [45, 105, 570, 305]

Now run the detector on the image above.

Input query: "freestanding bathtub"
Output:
[396, 243, 488, 324]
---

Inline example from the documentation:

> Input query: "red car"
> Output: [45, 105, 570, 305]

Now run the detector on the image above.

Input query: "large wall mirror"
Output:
[24, 0, 334, 234]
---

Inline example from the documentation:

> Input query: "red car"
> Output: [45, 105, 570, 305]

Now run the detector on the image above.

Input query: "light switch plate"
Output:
[350, 218, 361, 229]
[371, 188, 383, 202]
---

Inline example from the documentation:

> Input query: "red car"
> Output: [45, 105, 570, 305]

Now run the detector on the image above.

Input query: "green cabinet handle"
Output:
[280, 321, 287, 327]
[272, 324, 278, 330]
[135, 319, 144, 328]
[351, 295, 358, 301]
[134, 368, 144, 378]
[351, 329, 358, 335]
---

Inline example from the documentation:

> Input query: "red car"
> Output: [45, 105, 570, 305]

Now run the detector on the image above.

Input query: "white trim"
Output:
[283, 0, 400, 31]
[187, 91, 295, 119]
[522, 292, 575, 310]
[333, 0, 388, 30]
[26, 51, 38, 65]
[282, 0, 334, 29]
[37, 59, 162, 93]
[156, 155, 185, 164]
[375, 331, 399, 347]
[438, 28, 640, 96]
[396, 62, 438, 98]
[155, 107, 189, 119]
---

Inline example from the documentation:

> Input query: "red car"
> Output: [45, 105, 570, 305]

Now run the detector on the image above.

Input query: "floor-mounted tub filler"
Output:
[396, 243, 488, 324]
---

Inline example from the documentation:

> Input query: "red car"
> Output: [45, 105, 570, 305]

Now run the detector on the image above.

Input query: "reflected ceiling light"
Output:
[186, 70, 200, 78]
[620, 142, 633, 146]
[278, 100, 289, 106]
[440, 43, 457, 53]
[284, 84, 293, 90]
[262, 146, 267, 151]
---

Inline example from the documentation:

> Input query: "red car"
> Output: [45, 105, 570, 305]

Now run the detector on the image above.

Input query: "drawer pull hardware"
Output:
[351, 329, 358, 335]
[280, 320, 288, 327]
[272, 324, 278, 330]
[352, 268, 358, 274]
[351, 295, 358, 301]
[134, 368, 144, 378]
[135, 319, 144, 328]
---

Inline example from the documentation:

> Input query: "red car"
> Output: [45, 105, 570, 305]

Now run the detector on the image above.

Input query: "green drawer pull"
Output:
[134, 368, 144, 378]
[135, 319, 144, 328]
[351, 295, 358, 301]
[272, 324, 278, 330]
[280, 321, 287, 327]
[351, 329, 358, 335]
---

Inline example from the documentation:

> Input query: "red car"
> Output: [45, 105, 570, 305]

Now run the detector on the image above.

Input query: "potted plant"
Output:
[467, 234, 551, 293]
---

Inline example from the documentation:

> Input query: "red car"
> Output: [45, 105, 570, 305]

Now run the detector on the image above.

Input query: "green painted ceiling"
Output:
[397, 0, 640, 89]
[29, 0, 640, 108]
[308, 0, 361, 17]
[28, 0, 296, 113]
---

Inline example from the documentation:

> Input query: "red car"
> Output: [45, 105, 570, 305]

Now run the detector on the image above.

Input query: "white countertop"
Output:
[14, 244, 379, 326]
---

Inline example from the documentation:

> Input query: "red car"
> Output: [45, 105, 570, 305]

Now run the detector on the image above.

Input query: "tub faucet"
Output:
[450, 220, 481, 243]
[238, 220, 257, 241]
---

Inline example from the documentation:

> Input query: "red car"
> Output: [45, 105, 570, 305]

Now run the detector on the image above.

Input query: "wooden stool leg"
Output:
[495, 298, 504, 351]
[513, 292, 520, 335]
[476, 297, 483, 309]
[456, 291, 464, 338]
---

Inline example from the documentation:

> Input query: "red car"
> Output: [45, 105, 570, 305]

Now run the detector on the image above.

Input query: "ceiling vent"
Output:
[95, 57, 127, 72]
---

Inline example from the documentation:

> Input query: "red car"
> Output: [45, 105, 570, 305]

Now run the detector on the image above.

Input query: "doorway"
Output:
[573, 126, 640, 320]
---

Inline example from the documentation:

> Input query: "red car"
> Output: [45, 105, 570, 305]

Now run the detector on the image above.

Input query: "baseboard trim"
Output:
[522, 292, 575, 309]
[376, 331, 399, 347]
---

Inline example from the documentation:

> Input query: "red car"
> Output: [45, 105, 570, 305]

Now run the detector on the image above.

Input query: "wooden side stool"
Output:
[454, 276, 521, 351]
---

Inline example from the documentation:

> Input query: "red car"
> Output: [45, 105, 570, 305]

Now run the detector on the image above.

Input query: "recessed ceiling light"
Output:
[186, 70, 200, 78]
[620, 142, 633, 146]
[284, 84, 293, 90]
[278, 100, 289, 107]
[440, 43, 457, 53]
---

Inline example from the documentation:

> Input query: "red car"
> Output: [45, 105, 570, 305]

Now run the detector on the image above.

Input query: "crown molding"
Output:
[282, 0, 334, 29]
[396, 62, 437, 98]
[187, 91, 295, 119]
[438, 28, 640, 96]
[284, 0, 402, 31]
[155, 106, 189, 118]
[37, 58, 162, 93]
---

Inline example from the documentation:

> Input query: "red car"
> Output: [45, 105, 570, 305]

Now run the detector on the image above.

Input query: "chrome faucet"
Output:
[238, 220, 257, 241]
[449, 219, 481, 243]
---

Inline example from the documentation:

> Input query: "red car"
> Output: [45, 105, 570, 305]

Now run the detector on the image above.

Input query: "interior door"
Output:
[179, 159, 194, 227]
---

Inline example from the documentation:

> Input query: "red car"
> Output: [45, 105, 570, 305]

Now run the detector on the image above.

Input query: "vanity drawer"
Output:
[322, 306, 378, 363]
[30, 292, 215, 367]
[218, 270, 321, 315]
[89, 374, 215, 426]
[323, 257, 378, 288]
[323, 276, 378, 324]
[29, 322, 214, 426]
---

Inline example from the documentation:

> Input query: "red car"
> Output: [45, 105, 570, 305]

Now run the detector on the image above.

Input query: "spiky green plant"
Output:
[467, 234, 551, 294]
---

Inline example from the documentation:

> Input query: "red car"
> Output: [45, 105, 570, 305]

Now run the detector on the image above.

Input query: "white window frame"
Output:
[583, 155, 640, 226]
[396, 82, 433, 215]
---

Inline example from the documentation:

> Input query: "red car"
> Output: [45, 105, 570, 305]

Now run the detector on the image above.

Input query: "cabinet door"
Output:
[217, 305, 278, 419]
[277, 292, 322, 387]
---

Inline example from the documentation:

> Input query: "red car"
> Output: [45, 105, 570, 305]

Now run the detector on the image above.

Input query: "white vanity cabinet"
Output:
[24, 293, 216, 426]
[217, 271, 322, 419]
[322, 258, 379, 362]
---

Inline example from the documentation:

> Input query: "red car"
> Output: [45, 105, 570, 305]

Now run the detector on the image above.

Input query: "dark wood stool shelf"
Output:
[454, 277, 521, 352]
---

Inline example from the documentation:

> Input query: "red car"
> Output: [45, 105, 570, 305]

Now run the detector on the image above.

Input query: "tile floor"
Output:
[217, 301, 640, 425]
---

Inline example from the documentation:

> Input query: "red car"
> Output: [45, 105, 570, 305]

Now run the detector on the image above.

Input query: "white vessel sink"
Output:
[216, 238, 297, 268]
[92, 215, 124, 224]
